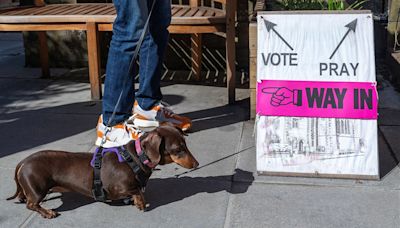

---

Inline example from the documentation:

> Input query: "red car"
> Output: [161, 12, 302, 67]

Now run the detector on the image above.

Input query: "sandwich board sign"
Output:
[256, 11, 379, 179]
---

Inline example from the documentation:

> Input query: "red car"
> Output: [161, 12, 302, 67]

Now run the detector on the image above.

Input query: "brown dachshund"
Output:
[7, 125, 199, 219]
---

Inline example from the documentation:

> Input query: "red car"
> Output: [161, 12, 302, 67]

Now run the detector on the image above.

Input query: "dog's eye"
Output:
[176, 151, 185, 158]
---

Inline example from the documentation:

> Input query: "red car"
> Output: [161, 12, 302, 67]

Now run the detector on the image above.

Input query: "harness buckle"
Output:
[121, 152, 131, 161]
[93, 160, 101, 169]
[118, 147, 133, 162]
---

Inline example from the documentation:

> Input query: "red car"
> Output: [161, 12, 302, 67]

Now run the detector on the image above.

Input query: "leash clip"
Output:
[100, 127, 112, 146]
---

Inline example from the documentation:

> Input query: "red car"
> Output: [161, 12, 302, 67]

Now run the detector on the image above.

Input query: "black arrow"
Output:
[262, 17, 294, 51]
[329, 19, 357, 59]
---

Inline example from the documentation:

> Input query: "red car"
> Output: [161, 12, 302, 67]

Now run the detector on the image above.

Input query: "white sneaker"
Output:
[95, 115, 142, 148]
[132, 101, 192, 131]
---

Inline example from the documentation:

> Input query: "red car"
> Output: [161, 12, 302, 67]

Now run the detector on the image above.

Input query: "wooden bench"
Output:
[0, 0, 237, 104]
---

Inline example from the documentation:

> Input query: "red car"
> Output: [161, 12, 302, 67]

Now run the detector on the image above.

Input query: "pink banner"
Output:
[257, 80, 378, 119]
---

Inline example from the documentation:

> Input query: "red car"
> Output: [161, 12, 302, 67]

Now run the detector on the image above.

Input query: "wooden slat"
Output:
[73, 5, 102, 15]
[184, 8, 199, 17]
[62, 4, 91, 15]
[102, 7, 116, 15]
[57, 5, 85, 15]
[97, 23, 112, 31]
[85, 5, 110, 15]
[66, 4, 96, 15]
[88, 6, 111, 16]
[92, 7, 115, 15]
[98, 23, 225, 33]
[168, 25, 225, 33]
[204, 9, 215, 17]
[172, 16, 225, 25]
[171, 6, 180, 16]
[5, 7, 44, 15]
[0, 24, 87, 31]
[174, 7, 191, 17]
[32, 5, 61, 15]
[3, 6, 44, 15]
[44, 5, 73, 15]
[0, 6, 33, 15]
[215, 10, 224, 17]
[194, 8, 206, 17]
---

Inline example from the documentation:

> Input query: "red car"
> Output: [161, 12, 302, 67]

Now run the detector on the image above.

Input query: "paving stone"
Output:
[0, 169, 36, 228]
[24, 179, 232, 228]
[226, 183, 400, 228]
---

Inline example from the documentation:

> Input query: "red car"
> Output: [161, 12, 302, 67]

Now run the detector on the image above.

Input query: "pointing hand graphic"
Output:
[262, 87, 302, 107]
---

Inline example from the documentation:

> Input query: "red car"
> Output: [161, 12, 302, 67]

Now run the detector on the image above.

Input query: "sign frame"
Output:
[256, 10, 380, 180]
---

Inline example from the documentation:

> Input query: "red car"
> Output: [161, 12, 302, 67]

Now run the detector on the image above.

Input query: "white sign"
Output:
[256, 11, 379, 179]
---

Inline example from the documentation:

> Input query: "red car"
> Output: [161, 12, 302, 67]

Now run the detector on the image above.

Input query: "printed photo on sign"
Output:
[257, 116, 378, 176]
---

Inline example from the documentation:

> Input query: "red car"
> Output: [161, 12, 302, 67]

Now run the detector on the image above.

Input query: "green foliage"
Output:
[280, 0, 323, 10]
[279, 0, 368, 10]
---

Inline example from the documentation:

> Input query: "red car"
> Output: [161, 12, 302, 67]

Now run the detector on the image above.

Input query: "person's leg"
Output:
[102, 0, 149, 126]
[131, 0, 192, 131]
[135, 0, 172, 110]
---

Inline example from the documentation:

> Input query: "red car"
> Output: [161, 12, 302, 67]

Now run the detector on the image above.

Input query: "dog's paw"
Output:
[41, 209, 59, 219]
[135, 201, 146, 211]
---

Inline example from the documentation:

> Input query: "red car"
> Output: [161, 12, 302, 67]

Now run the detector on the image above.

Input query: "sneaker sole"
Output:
[95, 138, 127, 148]
[134, 119, 191, 132]
[133, 118, 160, 128]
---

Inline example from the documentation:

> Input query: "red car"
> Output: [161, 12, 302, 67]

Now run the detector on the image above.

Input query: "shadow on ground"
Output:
[184, 98, 250, 133]
[0, 101, 101, 158]
[379, 129, 400, 179]
[0, 95, 249, 158]
[49, 169, 253, 212]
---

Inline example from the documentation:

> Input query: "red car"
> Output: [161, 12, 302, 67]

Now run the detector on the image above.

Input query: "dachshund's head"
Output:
[140, 125, 199, 169]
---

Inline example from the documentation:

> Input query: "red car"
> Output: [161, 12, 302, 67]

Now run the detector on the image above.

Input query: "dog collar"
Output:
[135, 139, 157, 168]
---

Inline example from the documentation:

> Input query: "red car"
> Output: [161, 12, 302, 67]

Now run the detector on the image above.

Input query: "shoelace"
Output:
[158, 102, 175, 117]
[125, 121, 142, 135]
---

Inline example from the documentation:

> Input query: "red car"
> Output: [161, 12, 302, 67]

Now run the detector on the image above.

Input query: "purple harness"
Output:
[90, 139, 154, 202]
[90, 139, 156, 168]
[90, 146, 126, 167]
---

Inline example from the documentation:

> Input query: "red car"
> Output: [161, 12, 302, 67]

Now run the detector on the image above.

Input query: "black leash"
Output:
[92, 0, 157, 202]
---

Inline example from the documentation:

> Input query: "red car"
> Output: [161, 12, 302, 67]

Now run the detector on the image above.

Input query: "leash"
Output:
[93, 0, 157, 202]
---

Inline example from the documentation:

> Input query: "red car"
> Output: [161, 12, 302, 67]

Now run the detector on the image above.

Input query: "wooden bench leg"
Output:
[226, 23, 236, 104]
[86, 22, 102, 100]
[226, 0, 236, 104]
[191, 33, 202, 80]
[38, 31, 50, 78]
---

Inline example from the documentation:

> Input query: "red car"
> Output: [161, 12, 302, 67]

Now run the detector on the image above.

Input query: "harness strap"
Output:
[92, 148, 107, 202]
[135, 138, 156, 168]
[117, 146, 150, 190]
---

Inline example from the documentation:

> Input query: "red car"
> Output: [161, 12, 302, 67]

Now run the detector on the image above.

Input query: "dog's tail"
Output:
[7, 163, 23, 201]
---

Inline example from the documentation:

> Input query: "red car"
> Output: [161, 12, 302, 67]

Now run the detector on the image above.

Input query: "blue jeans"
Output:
[102, 0, 171, 126]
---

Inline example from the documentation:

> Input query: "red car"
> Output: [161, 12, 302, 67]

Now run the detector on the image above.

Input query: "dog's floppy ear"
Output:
[174, 126, 188, 136]
[141, 132, 162, 165]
